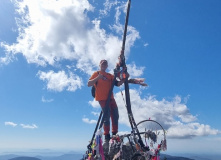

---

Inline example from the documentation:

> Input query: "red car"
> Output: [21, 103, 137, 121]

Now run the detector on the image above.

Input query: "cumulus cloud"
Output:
[0, 0, 143, 90]
[37, 70, 83, 92]
[82, 118, 97, 124]
[20, 124, 38, 129]
[5, 121, 17, 127]
[113, 89, 219, 139]
[1, 0, 140, 73]
[1, 0, 93, 66]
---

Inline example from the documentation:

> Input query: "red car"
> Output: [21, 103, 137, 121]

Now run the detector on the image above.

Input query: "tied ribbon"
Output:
[113, 150, 121, 160]
[94, 129, 104, 160]
[99, 137, 105, 160]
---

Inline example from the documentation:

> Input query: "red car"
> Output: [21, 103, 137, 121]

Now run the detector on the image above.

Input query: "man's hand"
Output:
[97, 73, 104, 80]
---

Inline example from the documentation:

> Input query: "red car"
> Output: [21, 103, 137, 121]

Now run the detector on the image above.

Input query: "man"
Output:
[87, 59, 127, 143]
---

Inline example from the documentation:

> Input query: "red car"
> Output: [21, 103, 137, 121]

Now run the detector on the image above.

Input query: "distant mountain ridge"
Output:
[9, 156, 193, 160]
[9, 157, 41, 160]
[0, 154, 196, 160]
[36, 153, 83, 160]
[2, 154, 193, 160]
[1, 153, 220, 160]
[161, 154, 194, 160]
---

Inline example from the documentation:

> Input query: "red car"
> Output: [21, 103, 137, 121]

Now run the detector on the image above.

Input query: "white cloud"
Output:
[37, 70, 83, 92]
[0, 44, 15, 65]
[144, 43, 149, 47]
[99, 0, 120, 17]
[4, 121, 17, 127]
[82, 118, 97, 124]
[5, 122, 38, 129]
[168, 123, 219, 139]
[1, 1, 135, 69]
[114, 89, 219, 139]
[0, 0, 144, 93]
[1, 0, 94, 66]
[127, 62, 145, 77]
[88, 99, 100, 108]
[20, 124, 38, 129]
[91, 111, 100, 117]
[41, 96, 54, 103]
[1, 0, 142, 73]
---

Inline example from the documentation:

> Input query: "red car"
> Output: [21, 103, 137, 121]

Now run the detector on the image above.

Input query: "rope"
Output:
[119, 86, 126, 107]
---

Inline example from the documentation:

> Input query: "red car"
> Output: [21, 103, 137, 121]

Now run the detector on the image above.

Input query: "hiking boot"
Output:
[103, 134, 110, 145]
[103, 134, 110, 154]
[112, 132, 117, 136]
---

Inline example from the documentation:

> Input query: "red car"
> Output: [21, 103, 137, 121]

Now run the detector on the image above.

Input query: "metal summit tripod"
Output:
[87, 0, 147, 153]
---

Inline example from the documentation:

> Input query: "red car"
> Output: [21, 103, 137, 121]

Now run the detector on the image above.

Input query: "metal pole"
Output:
[120, 0, 146, 149]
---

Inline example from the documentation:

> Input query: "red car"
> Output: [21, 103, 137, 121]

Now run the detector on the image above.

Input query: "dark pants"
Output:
[99, 99, 119, 135]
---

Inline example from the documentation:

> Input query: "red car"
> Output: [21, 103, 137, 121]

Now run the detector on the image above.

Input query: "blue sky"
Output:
[0, 0, 221, 155]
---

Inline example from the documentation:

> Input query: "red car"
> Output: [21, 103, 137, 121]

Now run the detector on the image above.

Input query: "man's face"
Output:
[100, 62, 108, 70]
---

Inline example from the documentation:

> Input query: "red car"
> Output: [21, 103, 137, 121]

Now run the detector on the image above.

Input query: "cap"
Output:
[100, 59, 108, 64]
